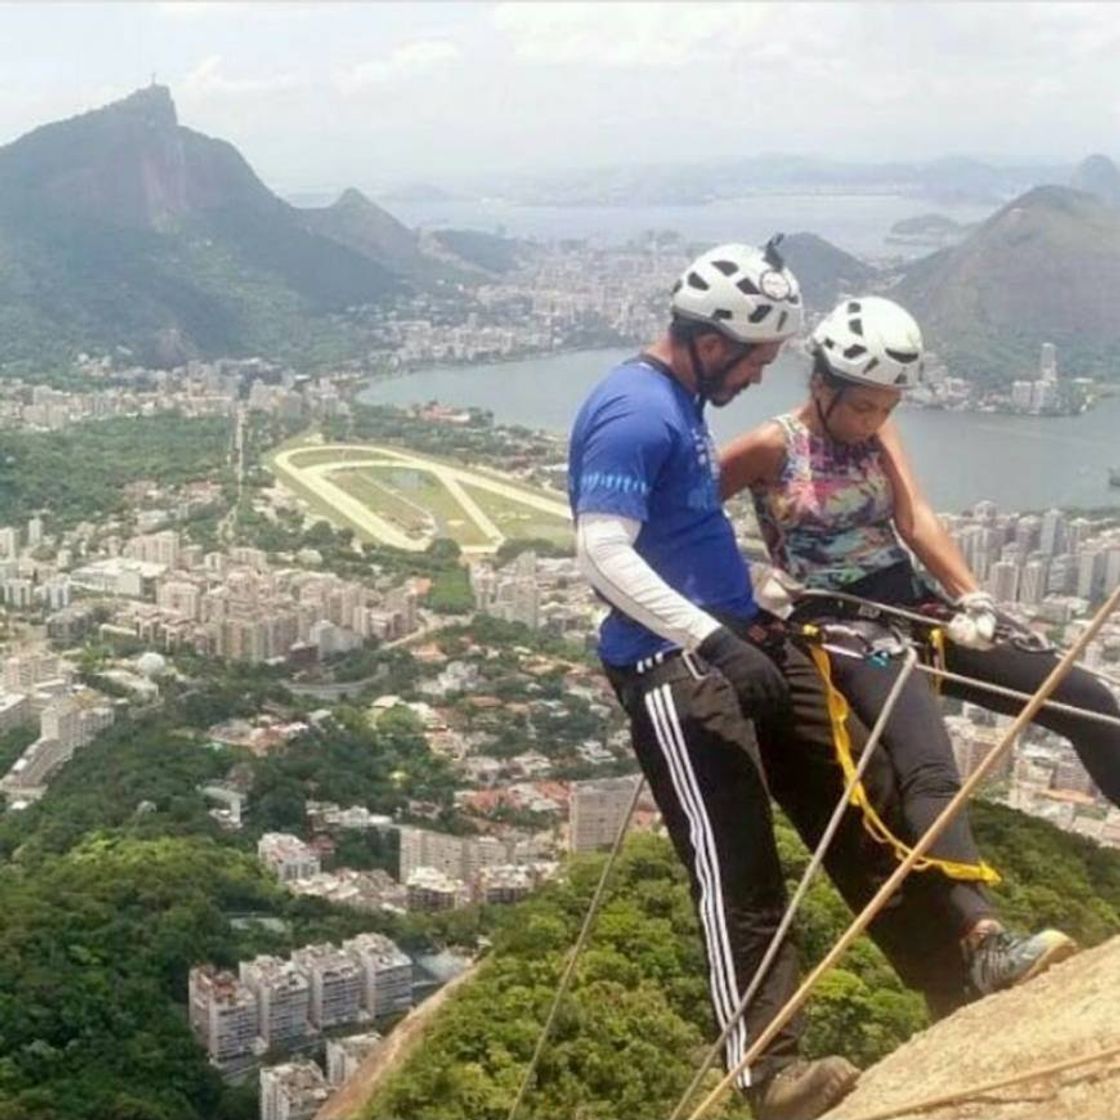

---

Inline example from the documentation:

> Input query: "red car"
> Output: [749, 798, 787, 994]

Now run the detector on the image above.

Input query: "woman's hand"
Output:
[947, 590, 998, 650]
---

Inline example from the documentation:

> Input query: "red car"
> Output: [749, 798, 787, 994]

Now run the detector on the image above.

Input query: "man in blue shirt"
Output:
[569, 240, 861, 1120]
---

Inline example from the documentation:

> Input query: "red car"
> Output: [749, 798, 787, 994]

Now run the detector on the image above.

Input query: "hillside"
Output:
[353, 802, 1120, 1120]
[1070, 153, 1120, 209]
[895, 184, 1120, 384]
[780, 232, 879, 311]
[0, 86, 408, 370]
[826, 936, 1120, 1120]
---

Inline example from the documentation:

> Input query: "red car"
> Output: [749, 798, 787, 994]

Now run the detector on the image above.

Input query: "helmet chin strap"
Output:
[687, 334, 751, 408]
[815, 385, 846, 440]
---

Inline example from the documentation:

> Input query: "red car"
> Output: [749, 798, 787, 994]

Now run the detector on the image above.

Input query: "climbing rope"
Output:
[681, 583, 1120, 1120]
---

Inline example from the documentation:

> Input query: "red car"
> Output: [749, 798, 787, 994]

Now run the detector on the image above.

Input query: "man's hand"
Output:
[697, 626, 790, 722]
[947, 590, 998, 650]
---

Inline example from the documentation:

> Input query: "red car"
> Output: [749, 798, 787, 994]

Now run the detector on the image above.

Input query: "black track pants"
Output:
[605, 653, 803, 1088]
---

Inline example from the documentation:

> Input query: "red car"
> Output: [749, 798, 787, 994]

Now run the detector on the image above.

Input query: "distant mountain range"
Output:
[0, 86, 514, 371]
[480, 154, 1069, 208]
[0, 86, 1118, 385]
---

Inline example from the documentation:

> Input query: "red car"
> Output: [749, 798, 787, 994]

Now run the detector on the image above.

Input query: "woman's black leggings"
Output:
[820, 648, 996, 937]
[941, 641, 1120, 806]
[848, 561, 1120, 811]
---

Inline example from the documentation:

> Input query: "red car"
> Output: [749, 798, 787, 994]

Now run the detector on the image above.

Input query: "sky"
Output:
[1, 1, 1118, 195]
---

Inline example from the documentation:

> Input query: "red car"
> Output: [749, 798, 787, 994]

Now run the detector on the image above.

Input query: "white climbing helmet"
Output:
[811, 296, 925, 388]
[670, 237, 803, 344]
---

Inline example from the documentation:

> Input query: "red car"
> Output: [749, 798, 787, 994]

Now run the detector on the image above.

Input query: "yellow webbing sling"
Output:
[806, 642, 1001, 885]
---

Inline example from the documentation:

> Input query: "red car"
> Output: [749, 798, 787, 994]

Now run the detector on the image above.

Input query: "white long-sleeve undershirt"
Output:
[575, 512, 722, 652]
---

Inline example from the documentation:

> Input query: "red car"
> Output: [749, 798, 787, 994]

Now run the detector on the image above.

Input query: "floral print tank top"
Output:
[749, 413, 909, 590]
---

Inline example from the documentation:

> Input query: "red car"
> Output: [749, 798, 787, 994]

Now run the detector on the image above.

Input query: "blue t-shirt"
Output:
[568, 356, 757, 666]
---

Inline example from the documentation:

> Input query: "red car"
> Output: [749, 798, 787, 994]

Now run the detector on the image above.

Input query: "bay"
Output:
[358, 348, 1120, 515]
[387, 194, 995, 260]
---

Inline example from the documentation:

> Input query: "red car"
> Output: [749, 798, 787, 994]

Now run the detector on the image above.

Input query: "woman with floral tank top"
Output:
[721, 296, 1120, 993]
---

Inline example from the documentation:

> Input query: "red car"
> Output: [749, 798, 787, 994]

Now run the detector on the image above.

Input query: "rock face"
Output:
[824, 935, 1120, 1120]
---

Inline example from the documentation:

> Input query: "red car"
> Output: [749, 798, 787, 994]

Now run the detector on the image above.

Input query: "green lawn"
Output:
[338, 465, 493, 549]
[330, 468, 432, 537]
[460, 482, 573, 546]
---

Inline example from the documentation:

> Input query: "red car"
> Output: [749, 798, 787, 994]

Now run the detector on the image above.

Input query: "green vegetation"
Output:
[332, 467, 433, 536]
[368, 806, 1120, 1120]
[0, 414, 232, 526]
[0, 86, 399, 372]
[459, 483, 571, 548]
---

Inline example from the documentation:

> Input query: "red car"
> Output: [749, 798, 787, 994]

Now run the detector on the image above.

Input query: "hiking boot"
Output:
[746, 1056, 860, 1120]
[965, 927, 1079, 995]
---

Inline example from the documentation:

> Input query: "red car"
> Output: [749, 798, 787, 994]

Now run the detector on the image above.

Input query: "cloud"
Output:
[157, 2, 227, 18]
[490, 1, 773, 68]
[335, 39, 461, 94]
[182, 55, 302, 98]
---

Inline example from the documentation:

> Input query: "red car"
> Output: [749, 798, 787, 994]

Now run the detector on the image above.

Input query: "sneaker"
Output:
[966, 927, 1079, 995]
[746, 1056, 860, 1120]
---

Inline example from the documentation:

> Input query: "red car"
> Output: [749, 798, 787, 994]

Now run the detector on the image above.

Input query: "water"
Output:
[386, 194, 995, 259]
[358, 349, 1120, 514]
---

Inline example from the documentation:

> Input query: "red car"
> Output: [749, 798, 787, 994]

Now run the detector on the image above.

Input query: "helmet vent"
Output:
[849, 318, 864, 337]
[748, 305, 772, 323]
[671, 279, 683, 295]
[736, 276, 760, 295]
[842, 344, 868, 359]
[894, 372, 910, 385]
[712, 259, 738, 277]
[886, 348, 919, 364]
[712, 308, 733, 320]
[687, 271, 710, 291]
[847, 301, 861, 314]
[776, 310, 789, 332]
[864, 358, 880, 374]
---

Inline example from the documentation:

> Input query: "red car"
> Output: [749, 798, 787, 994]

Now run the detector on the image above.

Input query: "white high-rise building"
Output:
[1105, 548, 1120, 596]
[1011, 380, 1034, 410]
[257, 833, 321, 883]
[342, 932, 413, 1018]
[290, 944, 363, 1029]
[188, 966, 258, 1063]
[1077, 550, 1106, 601]
[1019, 558, 1049, 606]
[239, 956, 311, 1047]
[326, 1031, 382, 1087]
[1014, 515, 1041, 553]
[987, 560, 1019, 605]
[1040, 341, 1058, 382]
[570, 775, 643, 853]
[1039, 509, 1067, 556]
[259, 1061, 330, 1120]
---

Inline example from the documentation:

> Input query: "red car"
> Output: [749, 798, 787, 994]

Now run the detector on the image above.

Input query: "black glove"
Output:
[697, 625, 790, 723]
